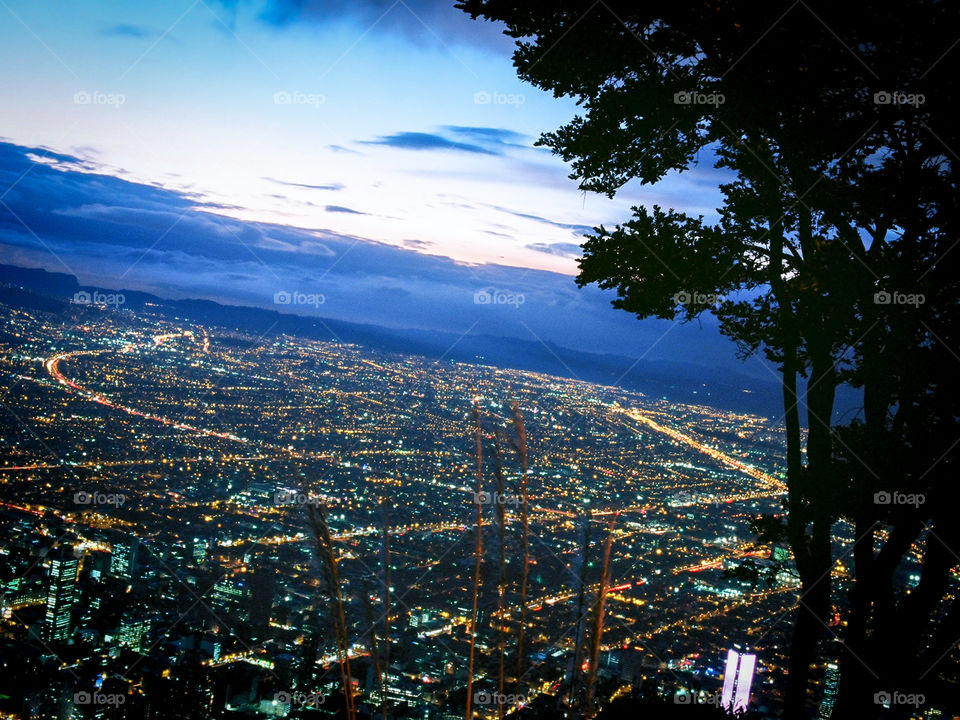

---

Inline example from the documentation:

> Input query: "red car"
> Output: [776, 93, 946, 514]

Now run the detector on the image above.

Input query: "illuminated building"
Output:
[44, 548, 79, 642]
[819, 662, 839, 719]
[109, 535, 139, 580]
[118, 615, 151, 653]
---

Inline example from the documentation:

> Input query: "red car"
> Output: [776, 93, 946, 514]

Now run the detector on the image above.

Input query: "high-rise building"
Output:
[1, 574, 20, 619]
[44, 548, 79, 642]
[210, 575, 249, 622]
[117, 614, 151, 654]
[248, 566, 275, 637]
[819, 662, 840, 719]
[109, 535, 139, 580]
[192, 537, 208, 565]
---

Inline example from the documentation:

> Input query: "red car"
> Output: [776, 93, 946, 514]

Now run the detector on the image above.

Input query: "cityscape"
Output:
[1, 1, 958, 718]
[0, 297, 823, 718]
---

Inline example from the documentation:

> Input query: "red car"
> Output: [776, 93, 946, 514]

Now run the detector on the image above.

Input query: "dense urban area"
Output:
[0, 299, 893, 718]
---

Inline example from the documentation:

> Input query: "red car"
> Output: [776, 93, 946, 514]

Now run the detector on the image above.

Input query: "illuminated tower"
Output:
[192, 537, 208, 565]
[44, 548, 79, 641]
[819, 662, 840, 719]
[109, 535, 139, 580]
[721, 648, 757, 714]
[210, 575, 249, 622]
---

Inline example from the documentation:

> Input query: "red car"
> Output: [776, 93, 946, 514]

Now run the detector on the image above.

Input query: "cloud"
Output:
[445, 126, 528, 148]
[324, 205, 368, 215]
[263, 177, 344, 191]
[101, 24, 152, 38]
[490, 204, 594, 235]
[403, 238, 434, 249]
[0, 139, 755, 382]
[526, 242, 582, 258]
[359, 131, 500, 156]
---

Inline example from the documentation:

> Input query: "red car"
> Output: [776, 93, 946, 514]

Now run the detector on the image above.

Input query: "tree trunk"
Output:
[784, 314, 836, 719]
[829, 515, 873, 718]
[784, 569, 830, 719]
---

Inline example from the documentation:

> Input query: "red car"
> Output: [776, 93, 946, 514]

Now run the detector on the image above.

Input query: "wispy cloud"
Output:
[264, 177, 345, 191]
[325, 205, 368, 215]
[445, 125, 528, 148]
[526, 242, 582, 258]
[101, 23, 153, 38]
[359, 131, 500, 156]
[490, 204, 594, 235]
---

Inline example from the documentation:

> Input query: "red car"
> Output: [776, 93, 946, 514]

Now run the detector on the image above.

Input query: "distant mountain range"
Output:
[0, 262, 789, 416]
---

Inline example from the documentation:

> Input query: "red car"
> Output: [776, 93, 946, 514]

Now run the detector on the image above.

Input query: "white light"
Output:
[721, 649, 756, 713]
[733, 653, 756, 712]
[721, 649, 738, 708]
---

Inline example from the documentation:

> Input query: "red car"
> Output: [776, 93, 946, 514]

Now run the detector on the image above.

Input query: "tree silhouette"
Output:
[826, 112, 960, 715]
[459, 1, 959, 716]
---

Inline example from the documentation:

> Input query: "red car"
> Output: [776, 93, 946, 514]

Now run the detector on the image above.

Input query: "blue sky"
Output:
[0, 0, 763, 382]
[0, 0, 724, 272]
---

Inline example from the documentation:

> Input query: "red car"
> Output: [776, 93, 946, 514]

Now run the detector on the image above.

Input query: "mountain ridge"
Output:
[0, 262, 783, 416]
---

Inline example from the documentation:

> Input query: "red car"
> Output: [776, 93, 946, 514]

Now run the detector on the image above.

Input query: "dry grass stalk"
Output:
[492, 436, 508, 720]
[510, 401, 531, 696]
[360, 575, 386, 717]
[308, 503, 357, 720]
[567, 508, 592, 708]
[380, 499, 391, 720]
[465, 400, 484, 720]
[584, 514, 618, 719]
